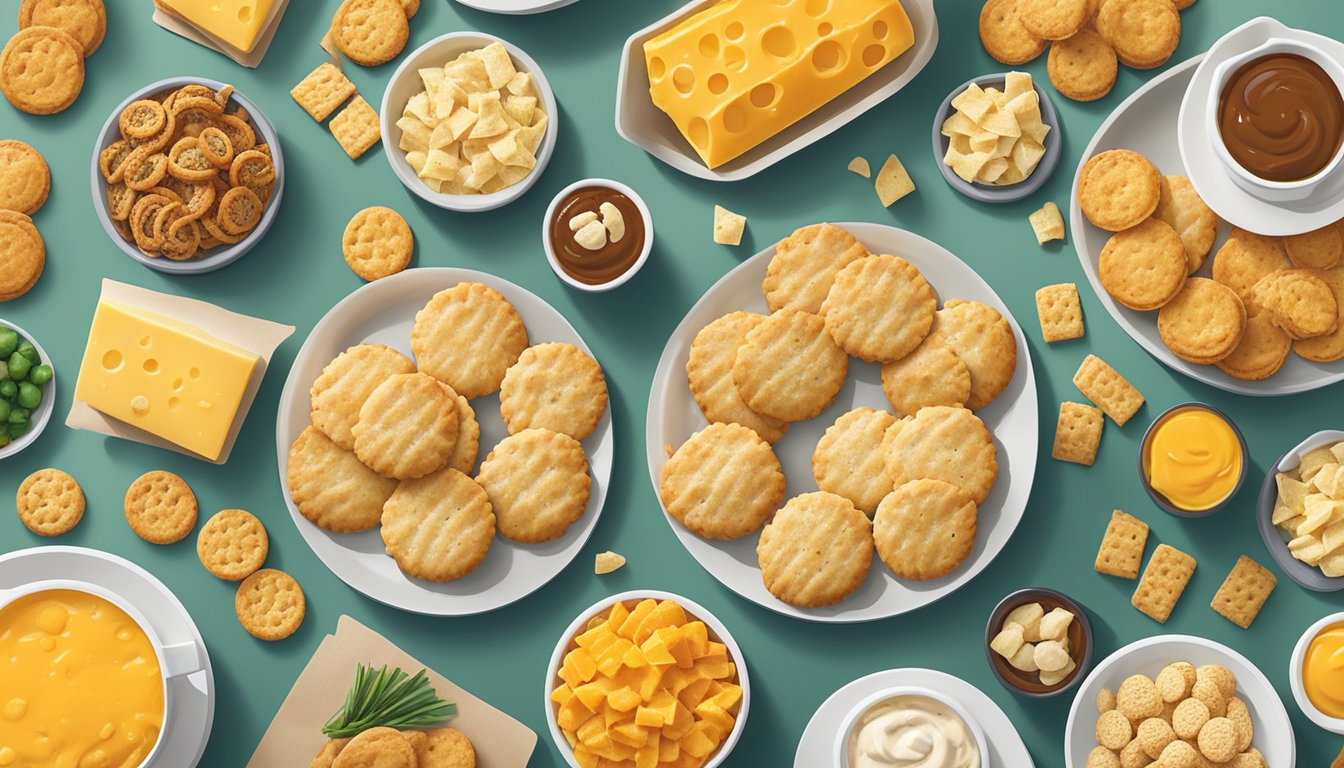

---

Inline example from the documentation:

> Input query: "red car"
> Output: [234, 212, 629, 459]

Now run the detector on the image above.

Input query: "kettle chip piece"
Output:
[713, 204, 746, 246]
[875, 154, 916, 206]
[594, 551, 625, 575]
[1029, 201, 1067, 244]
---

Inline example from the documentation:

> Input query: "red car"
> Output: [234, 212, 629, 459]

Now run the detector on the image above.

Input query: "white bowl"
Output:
[833, 686, 990, 768]
[381, 32, 558, 213]
[542, 178, 654, 292]
[0, 320, 54, 460]
[1290, 612, 1344, 733]
[543, 590, 750, 768]
[1207, 36, 1344, 202]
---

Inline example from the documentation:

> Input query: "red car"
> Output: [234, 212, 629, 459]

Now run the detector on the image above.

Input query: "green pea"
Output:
[8, 407, 27, 425]
[0, 329, 16, 358]
[16, 383, 40, 410]
[7, 422, 27, 439]
[16, 341, 38, 365]
[7, 354, 30, 381]
[0, 401, 10, 421]
[0, 432, 10, 448]
[0, 380, 15, 400]
[29, 364, 52, 385]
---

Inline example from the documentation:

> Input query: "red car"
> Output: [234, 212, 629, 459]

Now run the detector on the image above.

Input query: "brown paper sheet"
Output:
[63, 279, 294, 465]
[246, 615, 538, 768]
[151, 0, 290, 69]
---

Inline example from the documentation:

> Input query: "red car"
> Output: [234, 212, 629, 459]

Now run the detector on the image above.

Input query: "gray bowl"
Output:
[89, 77, 285, 275]
[1139, 402, 1249, 518]
[1257, 430, 1344, 592]
[930, 73, 1061, 203]
[985, 587, 1092, 698]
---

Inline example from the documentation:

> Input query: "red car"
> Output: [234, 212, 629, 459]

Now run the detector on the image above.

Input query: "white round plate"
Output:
[0, 546, 215, 768]
[1073, 54, 1344, 396]
[275, 268, 613, 616]
[1064, 635, 1295, 768]
[452, 0, 578, 15]
[646, 222, 1038, 623]
[794, 668, 1034, 768]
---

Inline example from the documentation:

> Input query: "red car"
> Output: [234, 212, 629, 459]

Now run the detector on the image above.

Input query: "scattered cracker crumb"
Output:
[875, 154, 915, 207]
[1029, 201, 1066, 244]
[848, 156, 871, 178]
[595, 551, 626, 575]
[713, 205, 746, 246]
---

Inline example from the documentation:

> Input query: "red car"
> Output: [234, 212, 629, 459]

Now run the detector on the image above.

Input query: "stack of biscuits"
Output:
[661, 223, 1018, 609]
[1080, 148, 1344, 381]
[0, 0, 105, 115]
[287, 281, 606, 583]
[311, 725, 476, 768]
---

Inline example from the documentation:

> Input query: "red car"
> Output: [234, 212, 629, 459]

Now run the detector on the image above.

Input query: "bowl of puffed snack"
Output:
[381, 32, 557, 213]
[90, 77, 283, 275]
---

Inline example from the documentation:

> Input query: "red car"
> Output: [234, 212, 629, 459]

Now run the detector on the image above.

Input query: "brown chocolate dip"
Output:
[548, 186, 645, 286]
[1218, 53, 1344, 182]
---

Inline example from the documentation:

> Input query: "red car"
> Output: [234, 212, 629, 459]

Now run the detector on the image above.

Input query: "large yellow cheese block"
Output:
[74, 301, 259, 461]
[157, 0, 274, 53]
[643, 0, 914, 169]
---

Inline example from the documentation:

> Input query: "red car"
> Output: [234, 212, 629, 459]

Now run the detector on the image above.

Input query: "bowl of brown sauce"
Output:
[543, 178, 653, 292]
[1210, 38, 1344, 201]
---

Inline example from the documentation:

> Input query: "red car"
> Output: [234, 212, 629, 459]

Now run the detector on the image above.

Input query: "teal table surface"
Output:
[2, 0, 1342, 765]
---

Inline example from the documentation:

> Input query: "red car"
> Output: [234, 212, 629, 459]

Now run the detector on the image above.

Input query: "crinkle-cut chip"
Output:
[1290, 534, 1326, 565]
[1029, 202, 1066, 244]
[875, 155, 916, 207]
[469, 97, 510, 139]
[1332, 442, 1344, 465]
[951, 83, 996, 123]
[713, 205, 746, 246]
[519, 116, 548, 153]
[446, 56, 489, 91]
[594, 551, 626, 575]
[1301, 446, 1337, 483]
[1323, 550, 1344, 577]
[848, 156, 871, 178]
[1272, 503, 1298, 526]
[1314, 463, 1344, 498]
[1005, 602, 1044, 637]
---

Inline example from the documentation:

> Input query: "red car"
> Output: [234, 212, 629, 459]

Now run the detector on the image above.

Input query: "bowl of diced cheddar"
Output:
[545, 591, 749, 768]
[381, 32, 557, 213]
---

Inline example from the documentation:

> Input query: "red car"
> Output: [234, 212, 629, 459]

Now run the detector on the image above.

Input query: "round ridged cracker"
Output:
[659, 422, 785, 539]
[0, 210, 45, 300]
[1215, 310, 1290, 381]
[1293, 266, 1344, 362]
[1098, 219, 1188, 311]
[820, 254, 937, 362]
[1019, 0, 1089, 40]
[979, 0, 1047, 65]
[124, 470, 197, 544]
[476, 428, 590, 543]
[446, 391, 480, 473]
[15, 468, 84, 536]
[929, 300, 1016, 410]
[499, 342, 608, 440]
[352, 372, 459, 480]
[1285, 224, 1342, 270]
[883, 405, 998, 504]
[1096, 0, 1180, 69]
[288, 426, 397, 533]
[1250, 268, 1338, 340]
[0, 140, 50, 215]
[0, 26, 84, 115]
[19, 0, 106, 57]
[235, 568, 305, 641]
[1211, 228, 1290, 301]
[1155, 175, 1218, 273]
[756, 492, 873, 608]
[1079, 149, 1162, 232]
[310, 343, 416, 451]
[197, 508, 268, 581]
[413, 728, 475, 768]
[1158, 278, 1246, 364]
[874, 478, 978, 581]
[333, 727, 415, 768]
[732, 308, 848, 422]
[762, 223, 868, 314]
[382, 468, 495, 582]
[412, 282, 528, 399]
[880, 336, 971, 415]
[686, 311, 789, 444]
[812, 408, 897, 515]
[1047, 28, 1118, 102]
[343, 206, 413, 281]
[332, 0, 409, 67]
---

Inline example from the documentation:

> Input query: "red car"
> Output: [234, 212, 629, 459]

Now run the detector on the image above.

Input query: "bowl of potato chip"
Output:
[381, 32, 557, 213]
[544, 590, 749, 768]
[1258, 429, 1344, 592]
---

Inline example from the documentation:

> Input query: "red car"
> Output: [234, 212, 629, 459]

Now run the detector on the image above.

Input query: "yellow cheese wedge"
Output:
[74, 301, 259, 461]
[644, 0, 915, 169]
[157, 0, 275, 53]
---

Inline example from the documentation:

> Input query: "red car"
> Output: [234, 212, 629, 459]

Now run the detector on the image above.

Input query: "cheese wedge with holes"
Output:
[155, 0, 275, 54]
[643, 0, 914, 169]
[74, 301, 259, 461]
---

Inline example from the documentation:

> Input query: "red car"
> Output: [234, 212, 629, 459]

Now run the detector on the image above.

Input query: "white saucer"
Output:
[452, 0, 578, 14]
[1177, 16, 1344, 236]
[0, 546, 215, 768]
[793, 668, 1035, 767]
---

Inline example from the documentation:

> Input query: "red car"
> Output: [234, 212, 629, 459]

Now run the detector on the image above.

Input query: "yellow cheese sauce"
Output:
[0, 590, 164, 768]
[1144, 408, 1243, 512]
[1304, 624, 1344, 719]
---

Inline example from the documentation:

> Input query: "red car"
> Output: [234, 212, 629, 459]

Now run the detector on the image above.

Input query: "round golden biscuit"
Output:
[1096, 687, 1117, 714]
[1215, 310, 1290, 381]
[979, 0, 1048, 65]
[1116, 674, 1164, 721]
[196, 508, 268, 581]
[660, 422, 785, 539]
[1228, 749, 1267, 768]
[19, 0, 106, 57]
[1047, 28, 1118, 102]
[0, 210, 45, 301]
[476, 428, 590, 543]
[499, 342, 608, 441]
[1196, 717, 1238, 763]
[0, 140, 50, 215]
[1096, 0, 1180, 69]
[343, 206, 413, 281]
[1156, 662, 1194, 703]
[411, 282, 528, 399]
[762, 223, 869, 314]
[1250, 268, 1338, 340]
[1136, 717, 1175, 759]
[124, 470, 198, 545]
[1226, 696, 1253, 752]
[332, 727, 415, 768]
[1086, 747, 1120, 768]
[1158, 740, 1198, 768]
[446, 391, 480, 473]
[1293, 265, 1344, 362]
[1155, 175, 1219, 273]
[1285, 224, 1342, 270]
[353, 372, 459, 480]
[883, 405, 998, 504]
[234, 568, 305, 641]
[1098, 219, 1188, 311]
[686, 311, 788, 444]
[1211, 228, 1290, 301]
[412, 728, 476, 768]
[1118, 740, 1149, 768]
[928, 300, 1016, 411]
[874, 478, 977, 581]
[812, 407, 897, 515]
[820, 254, 937, 363]
[757, 492, 873, 608]
[1079, 149, 1162, 232]
[382, 468, 495, 582]
[400, 0, 420, 17]
[310, 343, 416, 451]
[1196, 664, 1237, 698]
[732, 308, 848, 422]
[15, 468, 84, 536]
[332, 0, 410, 68]
[880, 336, 971, 415]
[1158, 277, 1246, 364]
[0, 26, 84, 115]
[1192, 677, 1228, 717]
[310, 739, 351, 768]
[1172, 696, 1210, 740]
[288, 426, 398, 533]
[1019, 0, 1089, 40]
[1095, 709, 1132, 751]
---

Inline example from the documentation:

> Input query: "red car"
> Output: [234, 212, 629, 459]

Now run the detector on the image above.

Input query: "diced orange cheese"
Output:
[604, 704, 634, 729]
[668, 633, 694, 669]
[633, 600, 686, 643]
[643, 0, 915, 169]
[680, 723, 717, 759]
[639, 666, 664, 702]
[678, 677, 712, 710]
[622, 645, 649, 669]
[634, 705, 664, 729]
[698, 660, 735, 680]
[612, 722, 649, 748]
[597, 638, 635, 677]
[683, 621, 710, 658]
[707, 684, 742, 713]
[558, 695, 595, 731]
[608, 686, 642, 713]
[663, 701, 695, 741]
[635, 740, 660, 768]
[618, 600, 658, 639]
[640, 633, 677, 666]
[568, 648, 599, 682]
[552, 684, 575, 705]
[578, 716, 608, 748]
[574, 747, 600, 768]
[660, 737, 681, 763]
[574, 683, 609, 712]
